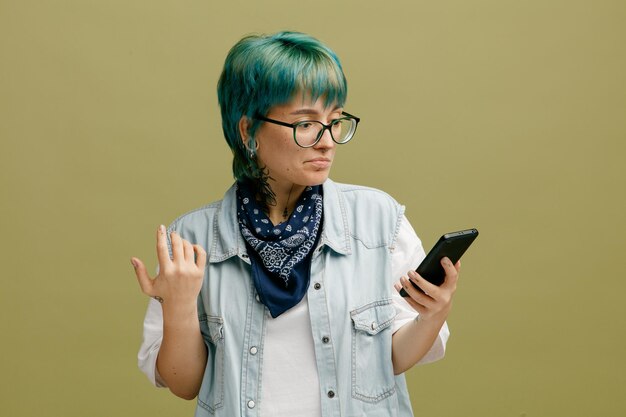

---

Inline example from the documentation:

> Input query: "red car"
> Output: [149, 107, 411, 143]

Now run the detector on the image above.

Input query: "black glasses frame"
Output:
[254, 111, 361, 148]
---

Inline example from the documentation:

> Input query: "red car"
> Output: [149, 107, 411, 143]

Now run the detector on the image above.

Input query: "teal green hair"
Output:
[217, 31, 348, 188]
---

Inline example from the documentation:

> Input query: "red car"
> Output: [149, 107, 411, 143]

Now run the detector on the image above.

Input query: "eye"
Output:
[330, 119, 343, 129]
[297, 121, 315, 130]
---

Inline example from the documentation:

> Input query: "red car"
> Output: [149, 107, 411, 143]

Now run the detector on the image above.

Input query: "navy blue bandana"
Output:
[236, 182, 323, 318]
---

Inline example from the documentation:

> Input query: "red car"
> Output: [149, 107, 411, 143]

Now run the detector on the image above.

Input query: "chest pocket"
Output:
[198, 315, 225, 414]
[350, 300, 397, 403]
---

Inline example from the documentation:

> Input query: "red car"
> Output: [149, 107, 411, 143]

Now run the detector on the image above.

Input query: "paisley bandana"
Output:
[236, 182, 323, 318]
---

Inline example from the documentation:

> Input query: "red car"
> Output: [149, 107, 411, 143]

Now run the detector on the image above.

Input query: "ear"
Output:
[238, 116, 250, 147]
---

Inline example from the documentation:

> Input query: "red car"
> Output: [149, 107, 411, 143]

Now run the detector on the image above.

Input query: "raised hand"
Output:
[131, 225, 207, 306]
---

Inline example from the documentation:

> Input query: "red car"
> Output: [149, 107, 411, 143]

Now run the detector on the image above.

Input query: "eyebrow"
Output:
[289, 106, 342, 116]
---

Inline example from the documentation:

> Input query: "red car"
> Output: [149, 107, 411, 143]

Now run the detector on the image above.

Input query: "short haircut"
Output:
[217, 31, 348, 183]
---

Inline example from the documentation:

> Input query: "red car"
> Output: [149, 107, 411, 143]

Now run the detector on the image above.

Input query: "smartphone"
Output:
[399, 228, 479, 297]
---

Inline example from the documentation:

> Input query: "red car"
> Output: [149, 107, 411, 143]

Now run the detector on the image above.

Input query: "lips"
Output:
[306, 158, 332, 169]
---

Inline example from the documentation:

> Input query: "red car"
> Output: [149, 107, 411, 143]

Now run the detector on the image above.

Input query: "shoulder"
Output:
[324, 180, 405, 246]
[166, 183, 236, 230]
[166, 200, 222, 232]
[164, 184, 238, 245]
[328, 180, 402, 213]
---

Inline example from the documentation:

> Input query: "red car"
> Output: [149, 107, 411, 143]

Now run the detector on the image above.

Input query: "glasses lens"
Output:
[294, 121, 324, 147]
[331, 118, 356, 143]
[294, 118, 357, 147]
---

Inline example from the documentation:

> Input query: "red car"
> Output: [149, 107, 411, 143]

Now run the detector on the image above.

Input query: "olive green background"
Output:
[1, 0, 625, 416]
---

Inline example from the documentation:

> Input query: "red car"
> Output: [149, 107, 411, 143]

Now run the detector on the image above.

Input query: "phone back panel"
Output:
[416, 229, 479, 286]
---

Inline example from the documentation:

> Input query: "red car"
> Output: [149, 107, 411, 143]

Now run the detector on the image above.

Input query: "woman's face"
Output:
[252, 92, 343, 193]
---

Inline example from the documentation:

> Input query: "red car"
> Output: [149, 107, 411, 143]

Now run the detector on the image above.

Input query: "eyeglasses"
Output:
[254, 111, 360, 148]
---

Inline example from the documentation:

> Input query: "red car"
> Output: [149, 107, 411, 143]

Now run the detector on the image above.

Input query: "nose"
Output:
[313, 126, 335, 150]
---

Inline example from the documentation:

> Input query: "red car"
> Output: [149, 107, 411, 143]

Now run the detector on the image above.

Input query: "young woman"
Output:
[131, 31, 460, 417]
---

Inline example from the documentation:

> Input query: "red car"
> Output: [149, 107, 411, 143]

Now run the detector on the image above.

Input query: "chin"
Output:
[300, 171, 331, 187]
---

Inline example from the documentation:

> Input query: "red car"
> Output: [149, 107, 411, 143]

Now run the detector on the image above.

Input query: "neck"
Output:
[266, 182, 305, 225]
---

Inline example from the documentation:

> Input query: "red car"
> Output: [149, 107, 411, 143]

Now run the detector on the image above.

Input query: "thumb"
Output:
[130, 257, 155, 296]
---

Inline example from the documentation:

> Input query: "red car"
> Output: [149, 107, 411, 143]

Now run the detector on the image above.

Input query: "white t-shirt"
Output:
[138, 215, 450, 416]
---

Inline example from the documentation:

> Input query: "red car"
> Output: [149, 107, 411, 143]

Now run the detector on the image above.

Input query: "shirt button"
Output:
[327, 390, 335, 398]
[371, 322, 377, 330]
[250, 346, 258, 355]
[241, 253, 249, 259]
[322, 336, 330, 344]
[314, 282, 321, 290]
[255, 294, 261, 302]
[247, 400, 256, 409]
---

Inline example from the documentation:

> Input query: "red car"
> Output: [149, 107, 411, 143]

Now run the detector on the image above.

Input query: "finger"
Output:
[440, 257, 459, 289]
[182, 239, 194, 262]
[407, 270, 438, 299]
[394, 281, 407, 297]
[454, 260, 461, 273]
[401, 275, 435, 307]
[396, 281, 426, 313]
[395, 281, 424, 310]
[156, 225, 171, 269]
[194, 244, 207, 269]
[170, 231, 183, 262]
[131, 257, 155, 296]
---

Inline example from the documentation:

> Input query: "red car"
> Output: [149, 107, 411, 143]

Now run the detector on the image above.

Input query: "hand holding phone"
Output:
[399, 228, 478, 297]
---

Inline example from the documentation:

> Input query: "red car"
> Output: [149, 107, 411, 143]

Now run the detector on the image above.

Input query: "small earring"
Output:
[247, 140, 259, 158]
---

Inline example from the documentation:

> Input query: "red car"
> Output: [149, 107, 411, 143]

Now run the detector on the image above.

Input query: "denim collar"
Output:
[209, 178, 351, 264]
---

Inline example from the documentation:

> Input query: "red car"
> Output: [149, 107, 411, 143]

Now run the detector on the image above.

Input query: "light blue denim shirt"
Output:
[159, 179, 418, 417]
